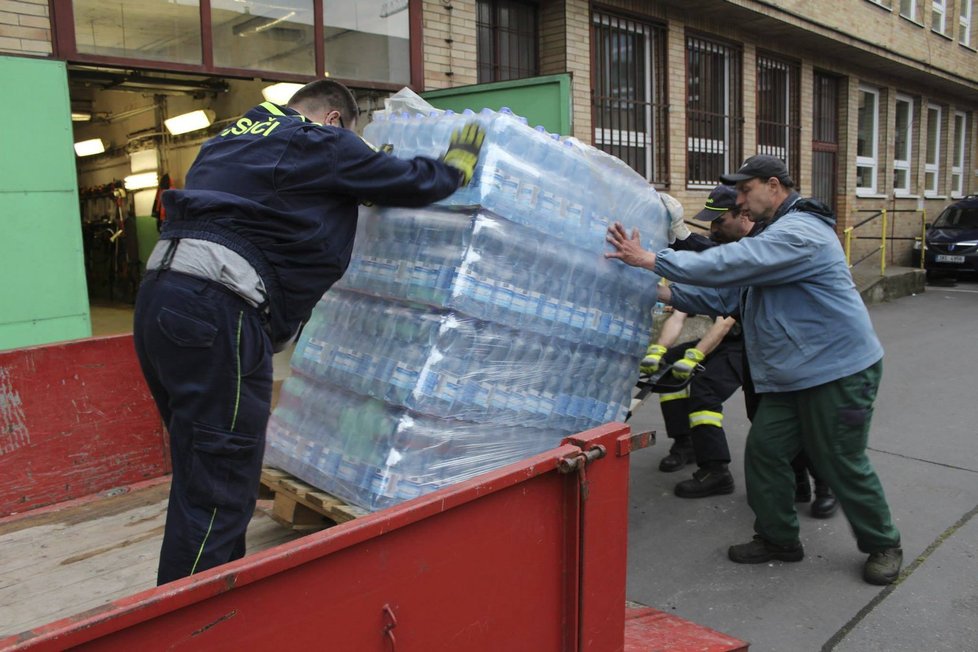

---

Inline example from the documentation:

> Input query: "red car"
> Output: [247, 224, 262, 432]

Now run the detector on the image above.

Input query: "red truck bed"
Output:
[0, 335, 747, 651]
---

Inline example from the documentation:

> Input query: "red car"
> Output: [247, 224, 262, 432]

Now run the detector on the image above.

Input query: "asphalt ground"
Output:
[624, 278, 978, 652]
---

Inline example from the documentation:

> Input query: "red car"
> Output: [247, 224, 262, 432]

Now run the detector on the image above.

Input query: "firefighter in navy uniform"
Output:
[133, 79, 484, 585]
[642, 188, 752, 497]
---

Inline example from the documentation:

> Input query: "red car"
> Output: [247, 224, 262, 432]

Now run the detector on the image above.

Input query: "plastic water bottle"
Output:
[364, 112, 389, 149]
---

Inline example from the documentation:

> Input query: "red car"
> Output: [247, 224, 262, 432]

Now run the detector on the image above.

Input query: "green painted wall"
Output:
[422, 74, 572, 135]
[136, 215, 160, 271]
[0, 56, 90, 351]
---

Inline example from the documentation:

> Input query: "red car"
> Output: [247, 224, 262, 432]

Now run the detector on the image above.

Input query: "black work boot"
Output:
[728, 535, 804, 564]
[659, 439, 694, 472]
[811, 481, 839, 518]
[864, 547, 903, 585]
[674, 464, 735, 498]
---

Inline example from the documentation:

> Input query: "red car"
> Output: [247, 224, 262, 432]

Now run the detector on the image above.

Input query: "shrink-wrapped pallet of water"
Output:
[264, 108, 669, 510]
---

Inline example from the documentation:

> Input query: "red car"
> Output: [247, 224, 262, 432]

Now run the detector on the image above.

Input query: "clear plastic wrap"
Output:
[265, 108, 669, 511]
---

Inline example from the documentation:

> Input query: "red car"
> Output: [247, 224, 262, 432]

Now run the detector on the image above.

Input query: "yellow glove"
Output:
[640, 344, 667, 374]
[671, 348, 705, 380]
[441, 122, 486, 186]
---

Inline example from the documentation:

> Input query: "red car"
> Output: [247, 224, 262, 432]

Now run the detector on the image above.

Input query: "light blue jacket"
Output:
[654, 197, 883, 393]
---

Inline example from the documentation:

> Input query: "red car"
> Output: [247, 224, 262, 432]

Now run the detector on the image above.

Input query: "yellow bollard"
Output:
[919, 210, 927, 270]
[880, 208, 887, 277]
[844, 226, 853, 267]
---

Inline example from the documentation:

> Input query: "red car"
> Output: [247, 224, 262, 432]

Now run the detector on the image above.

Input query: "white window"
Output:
[893, 94, 914, 195]
[925, 103, 943, 196]
[592, 12, 668, 183]
[686, 36, 743, 188]
[951, 111, 967, 197]
[756, 54, 800, 178]
[901, 0, 918, 19]
[857, 86, 880, 195]
[933, 0, 948, 32]
[868, 0, 893, 7]
[960, 0, 973, 45]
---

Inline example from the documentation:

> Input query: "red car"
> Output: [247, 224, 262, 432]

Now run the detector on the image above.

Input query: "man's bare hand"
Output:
[605, 221, 657, 270]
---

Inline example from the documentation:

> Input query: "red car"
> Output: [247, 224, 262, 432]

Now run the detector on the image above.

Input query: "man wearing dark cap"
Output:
[606, 155, 903, 585]
[641, 185, 753, 498]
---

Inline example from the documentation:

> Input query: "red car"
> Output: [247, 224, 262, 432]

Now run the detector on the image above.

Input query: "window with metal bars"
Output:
[756, 52, 800, 183]
[812, 72, 840, 214]
[686, 35, 743, 188]
[476, 0, 539, 83]
[591, 11, 668, 184]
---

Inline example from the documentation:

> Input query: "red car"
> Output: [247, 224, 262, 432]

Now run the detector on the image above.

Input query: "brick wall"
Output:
[416, 0, 975, 265]
[422, 0, 477, 90]
[0, 0, 51, 56]
[563, 0, 590, 141]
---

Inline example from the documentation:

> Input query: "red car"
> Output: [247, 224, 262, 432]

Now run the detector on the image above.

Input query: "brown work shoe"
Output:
[863, 547, 903, 585]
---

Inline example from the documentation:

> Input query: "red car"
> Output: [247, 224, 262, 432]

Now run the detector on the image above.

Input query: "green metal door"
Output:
[0, 56, 90, 351]
[422, 74, 572, 135]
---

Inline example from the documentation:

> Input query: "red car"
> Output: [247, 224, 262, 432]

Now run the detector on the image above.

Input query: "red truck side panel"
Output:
[6, 425, 633, 651]
[0, 335, 168, 517]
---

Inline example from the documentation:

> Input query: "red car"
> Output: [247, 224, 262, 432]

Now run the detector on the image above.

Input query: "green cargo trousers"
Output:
[745, 360, 901, 552]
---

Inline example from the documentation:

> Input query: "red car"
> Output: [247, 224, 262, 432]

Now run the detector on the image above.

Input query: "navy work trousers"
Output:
[659, 337, 744, 465]
[133, 270, 273, 585]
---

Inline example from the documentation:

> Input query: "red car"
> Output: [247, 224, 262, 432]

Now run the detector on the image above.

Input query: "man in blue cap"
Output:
[608, 155, 902, 585]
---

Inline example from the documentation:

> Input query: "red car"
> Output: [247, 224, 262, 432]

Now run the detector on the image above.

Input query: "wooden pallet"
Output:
[259, 467, 369, 532]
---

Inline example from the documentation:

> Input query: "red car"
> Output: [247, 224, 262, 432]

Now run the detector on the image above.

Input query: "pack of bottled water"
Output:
[264, 107, 669, 511]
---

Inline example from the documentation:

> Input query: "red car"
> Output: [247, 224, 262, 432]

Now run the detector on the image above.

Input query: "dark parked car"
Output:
[913, 195, 978, 279]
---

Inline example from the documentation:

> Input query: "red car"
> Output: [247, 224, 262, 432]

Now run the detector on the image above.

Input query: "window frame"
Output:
[685, 34, 744, 189]
[590, 10, 669, 185]
[476, 0, 540, 84]
[755, 52, 801, 184]
[951, 110, 967, 197]
[932, 0, 948, 33]
[900, 0, 919, 19]
[960, 0, 973, 45]
[893, 93, 915, 196]
[856, 85, 881, 196]
[51, 0, 421, 91]
[925, 102, 944, 197]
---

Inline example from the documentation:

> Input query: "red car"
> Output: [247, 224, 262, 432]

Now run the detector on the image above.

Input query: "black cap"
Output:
[720, 154, 792, 185]
[693, 185, 739, 221]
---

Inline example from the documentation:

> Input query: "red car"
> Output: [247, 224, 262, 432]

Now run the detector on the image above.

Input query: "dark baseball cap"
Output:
[720, 154, 792, 185]
[693, 184, 739, 221]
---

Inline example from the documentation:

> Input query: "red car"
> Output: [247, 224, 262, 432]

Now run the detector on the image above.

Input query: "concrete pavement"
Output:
[624, 279, 978, 651]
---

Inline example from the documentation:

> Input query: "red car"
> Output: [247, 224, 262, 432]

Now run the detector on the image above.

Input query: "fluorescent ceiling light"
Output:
[164, 109, 215, 135]
[233, 12, 297, 36]
[71, 111, 92, 122]
[262, 82, 304, 105]
[74, 138, 105, 157]
[130, 149, 158, 174]
[124, 172, 159, 191]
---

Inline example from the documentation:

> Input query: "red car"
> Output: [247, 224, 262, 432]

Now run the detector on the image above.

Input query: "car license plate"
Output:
[935, 254, 965, 263]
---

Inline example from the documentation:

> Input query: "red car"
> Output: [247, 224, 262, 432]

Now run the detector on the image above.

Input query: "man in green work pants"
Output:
[746, 361, 897, 556]
[604, 155, 902, 585]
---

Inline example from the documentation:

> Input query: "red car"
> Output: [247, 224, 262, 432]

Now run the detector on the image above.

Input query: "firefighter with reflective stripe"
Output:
[644, 310, 744, 498]
[133, 79, 485, 585]
[640, 189, 750, 497]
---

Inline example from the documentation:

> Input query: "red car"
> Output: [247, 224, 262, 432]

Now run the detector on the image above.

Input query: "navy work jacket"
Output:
[161, 102, 462, 344]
